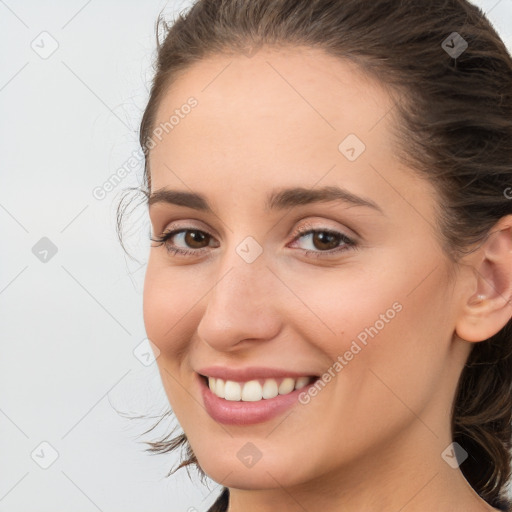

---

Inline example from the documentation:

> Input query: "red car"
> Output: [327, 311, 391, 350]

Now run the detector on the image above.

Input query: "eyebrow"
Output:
[148, 185, 383, 214]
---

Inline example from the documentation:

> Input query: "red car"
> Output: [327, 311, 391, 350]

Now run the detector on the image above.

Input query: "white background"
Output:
[1, 1, 511, 511]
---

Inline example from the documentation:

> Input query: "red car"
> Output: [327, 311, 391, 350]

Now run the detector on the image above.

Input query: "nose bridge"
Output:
[196, 240, 283, 349]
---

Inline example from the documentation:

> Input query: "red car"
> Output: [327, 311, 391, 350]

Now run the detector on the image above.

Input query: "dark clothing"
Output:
[206, 487, 229, 512]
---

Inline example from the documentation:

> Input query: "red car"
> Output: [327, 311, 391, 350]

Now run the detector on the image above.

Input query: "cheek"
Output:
[287, 248, 453, 358]
[142, 259, 200, 356]
[267, 263, 454, 472]
[332, 266, 454, 429]
[277, 261, 407, 358]
[286, 255, 454, 414]
[142, 261, 205, 424]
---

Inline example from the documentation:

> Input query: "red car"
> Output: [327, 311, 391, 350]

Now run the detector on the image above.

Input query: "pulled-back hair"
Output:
[117, 1, 512, 509]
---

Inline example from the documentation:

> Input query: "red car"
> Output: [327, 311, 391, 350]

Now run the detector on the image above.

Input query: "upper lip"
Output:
[196, 366, 319, 382]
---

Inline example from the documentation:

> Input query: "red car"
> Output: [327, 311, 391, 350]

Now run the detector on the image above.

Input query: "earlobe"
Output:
[455, 216, 512, 343]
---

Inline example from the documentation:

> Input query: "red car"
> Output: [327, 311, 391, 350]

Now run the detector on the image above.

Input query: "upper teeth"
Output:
[207, 376, 313, 401]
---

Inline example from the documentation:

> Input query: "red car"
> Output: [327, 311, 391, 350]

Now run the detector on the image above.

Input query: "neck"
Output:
[226, 419, 498, 512]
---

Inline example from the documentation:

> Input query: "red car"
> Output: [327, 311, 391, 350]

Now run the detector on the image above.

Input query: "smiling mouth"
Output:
[199, 374, 319, 402]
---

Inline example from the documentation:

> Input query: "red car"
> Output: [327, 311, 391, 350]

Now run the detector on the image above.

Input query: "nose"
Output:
[196, 250, 283, 352]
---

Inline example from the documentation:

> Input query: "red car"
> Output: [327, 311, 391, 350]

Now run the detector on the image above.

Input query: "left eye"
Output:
[288, 228, 357, 257]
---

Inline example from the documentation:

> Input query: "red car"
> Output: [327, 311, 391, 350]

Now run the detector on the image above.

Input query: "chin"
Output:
[206, 469, 292, 490]
[198, 451, 312, 490]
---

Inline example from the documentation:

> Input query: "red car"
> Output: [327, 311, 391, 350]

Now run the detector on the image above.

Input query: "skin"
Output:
[143, 46, 512, 512]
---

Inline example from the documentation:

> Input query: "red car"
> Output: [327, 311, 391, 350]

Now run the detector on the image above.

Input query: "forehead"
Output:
[147, 46, 431, 216]
[151, 46, 394, 150]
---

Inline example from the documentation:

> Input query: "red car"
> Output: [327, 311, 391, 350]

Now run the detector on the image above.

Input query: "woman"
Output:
[117, 0, 512, 510]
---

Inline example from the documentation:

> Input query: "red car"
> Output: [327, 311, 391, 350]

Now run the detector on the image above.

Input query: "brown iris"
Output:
[184, 230, 210, 249]
[310, 231, 341, 251]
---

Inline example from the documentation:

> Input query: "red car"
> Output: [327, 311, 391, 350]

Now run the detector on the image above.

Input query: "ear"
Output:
[455, 215, 512, 343]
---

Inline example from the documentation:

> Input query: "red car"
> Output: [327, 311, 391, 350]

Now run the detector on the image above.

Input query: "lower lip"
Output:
[198, 373, 317, 426]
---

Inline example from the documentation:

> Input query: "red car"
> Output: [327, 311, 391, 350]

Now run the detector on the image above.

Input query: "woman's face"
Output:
[143, 46, 471, 491]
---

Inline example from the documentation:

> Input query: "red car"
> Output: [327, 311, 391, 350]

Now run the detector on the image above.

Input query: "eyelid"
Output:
[158, 218, 219, 238]
[288, 219, 358, 241]
[158, 218, 356, 242]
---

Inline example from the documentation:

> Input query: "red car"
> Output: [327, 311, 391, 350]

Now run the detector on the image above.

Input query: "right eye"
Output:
[150, 228, 218, 256]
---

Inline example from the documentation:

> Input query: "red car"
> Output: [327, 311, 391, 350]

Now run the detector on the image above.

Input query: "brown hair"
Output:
[117, 0, 512, 509]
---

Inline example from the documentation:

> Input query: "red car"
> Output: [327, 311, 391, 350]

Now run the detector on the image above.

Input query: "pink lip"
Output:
[196, 365, 317, 382]
[197, 372, 318, 426]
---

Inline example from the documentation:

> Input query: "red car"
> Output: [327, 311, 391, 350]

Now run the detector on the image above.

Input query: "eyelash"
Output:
[149, 223, 358, 259]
